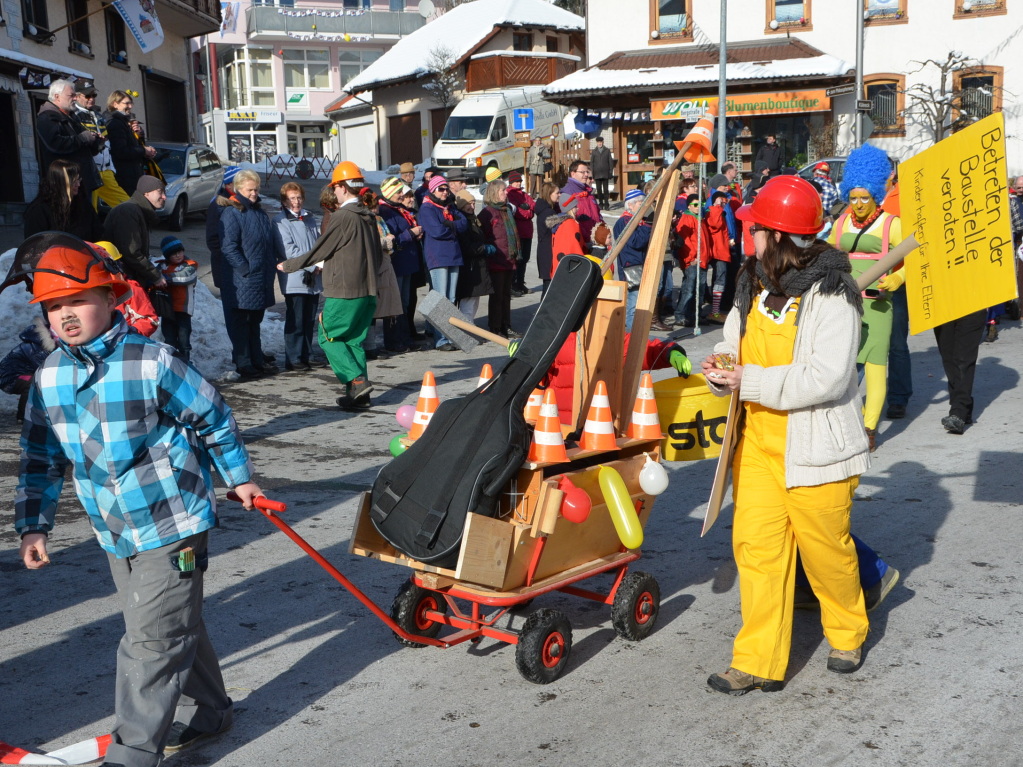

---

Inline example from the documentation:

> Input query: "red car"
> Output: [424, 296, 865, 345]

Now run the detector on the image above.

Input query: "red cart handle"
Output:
[226, 491, 286, 513]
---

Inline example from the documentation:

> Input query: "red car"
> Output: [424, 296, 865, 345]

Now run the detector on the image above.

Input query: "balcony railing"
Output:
[247, 7, 425, 39]
[466, 55, 578, 92]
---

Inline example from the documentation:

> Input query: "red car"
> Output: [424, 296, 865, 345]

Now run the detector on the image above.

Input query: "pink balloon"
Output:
[396, 405, 416, 430]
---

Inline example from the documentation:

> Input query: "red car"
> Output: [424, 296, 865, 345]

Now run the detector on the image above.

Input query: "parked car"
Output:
[796, 156, 847, 186]
[150, 143, 226, 231]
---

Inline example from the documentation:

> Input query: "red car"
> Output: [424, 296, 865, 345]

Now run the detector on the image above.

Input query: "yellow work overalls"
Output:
[729, 292, 869, 681]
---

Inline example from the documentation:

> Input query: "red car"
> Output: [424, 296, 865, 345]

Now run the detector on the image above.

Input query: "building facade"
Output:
[1, 0, 220, 205]
[340, 0, 584, 169]
[545, 0, 1022, 197]
[193, 0, 424, 171]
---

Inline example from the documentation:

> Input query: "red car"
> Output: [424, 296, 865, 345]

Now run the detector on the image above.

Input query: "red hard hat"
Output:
[734, 175, 824, 235]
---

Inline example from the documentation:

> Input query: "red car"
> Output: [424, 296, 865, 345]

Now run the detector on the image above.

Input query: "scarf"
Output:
[381, 198, 418, 229]
[733, 247, 863, 337]
[424, 195, 453, 221]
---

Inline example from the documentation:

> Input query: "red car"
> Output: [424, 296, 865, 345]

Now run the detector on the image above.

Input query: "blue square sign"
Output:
[513, 109, 534, 132]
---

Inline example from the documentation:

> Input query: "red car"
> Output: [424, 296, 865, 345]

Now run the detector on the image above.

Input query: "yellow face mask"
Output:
[848, 188, 877, 223]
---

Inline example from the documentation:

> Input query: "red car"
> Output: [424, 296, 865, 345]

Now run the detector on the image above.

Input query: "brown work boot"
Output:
[827, 646, 863, 674]
[707, 668, 784, 695]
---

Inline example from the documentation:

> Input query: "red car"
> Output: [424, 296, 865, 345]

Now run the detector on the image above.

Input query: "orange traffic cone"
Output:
[675, 104, 716, 164]
[628, 372, 663, 440]
[408, 371, 440, 441]
[523, 387, 543, 424]
[580, 380, 618, 451]
[477, 363, 494, 388]
[528, 389, 569, 464]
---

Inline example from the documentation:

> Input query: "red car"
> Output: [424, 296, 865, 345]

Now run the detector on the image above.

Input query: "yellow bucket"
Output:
[653, 374, 731, 462]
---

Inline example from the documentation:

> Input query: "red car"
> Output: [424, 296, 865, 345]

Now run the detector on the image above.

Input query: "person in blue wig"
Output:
[827, 143, 903, 451]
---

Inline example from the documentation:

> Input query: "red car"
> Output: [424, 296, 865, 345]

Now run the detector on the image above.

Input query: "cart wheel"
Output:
[390, 580, 446, 648]
[515, 608, 573, 684]
[611, 571, 661, 641]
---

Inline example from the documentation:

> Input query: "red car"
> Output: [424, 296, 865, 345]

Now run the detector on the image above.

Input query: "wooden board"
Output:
[348, 492, 459, 578]
[573, 280, 627, 433]
[619, 169, 682, 430]
[454, 513, 514, 589]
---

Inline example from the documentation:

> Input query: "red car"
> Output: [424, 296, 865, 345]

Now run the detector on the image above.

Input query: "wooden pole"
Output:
[618, 168, 682, 430]
[45, 3, 110, 38]
[855, 234, 919, 290]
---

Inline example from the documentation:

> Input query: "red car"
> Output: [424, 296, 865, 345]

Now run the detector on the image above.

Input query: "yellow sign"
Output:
[651, 90, 830, 120]
[900, 113, 1018, 333]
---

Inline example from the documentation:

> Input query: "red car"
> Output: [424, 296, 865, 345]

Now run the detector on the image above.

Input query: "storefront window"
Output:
[287, 124, 326, 157]
[228, 123, 278, 163]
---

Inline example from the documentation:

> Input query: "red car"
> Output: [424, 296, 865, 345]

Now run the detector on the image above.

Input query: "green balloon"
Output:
[389, 435, 407, 457]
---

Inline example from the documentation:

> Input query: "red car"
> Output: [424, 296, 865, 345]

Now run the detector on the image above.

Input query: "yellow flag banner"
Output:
[899, 113, 1018, 334]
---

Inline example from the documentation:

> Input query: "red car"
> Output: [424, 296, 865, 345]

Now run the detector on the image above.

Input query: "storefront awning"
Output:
[544, 38, 851, 105]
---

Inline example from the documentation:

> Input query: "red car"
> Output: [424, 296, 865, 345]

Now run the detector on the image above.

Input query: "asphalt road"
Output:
[1, 210, 1022, 767]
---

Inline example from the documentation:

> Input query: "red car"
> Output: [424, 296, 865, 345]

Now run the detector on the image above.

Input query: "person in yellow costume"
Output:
[827, 143, 903, 450]
[702, 175, 872, 695]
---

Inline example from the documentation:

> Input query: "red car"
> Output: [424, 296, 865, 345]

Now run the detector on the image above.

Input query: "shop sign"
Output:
[225, 109, 283, 123]
[651, 90, 831, 120]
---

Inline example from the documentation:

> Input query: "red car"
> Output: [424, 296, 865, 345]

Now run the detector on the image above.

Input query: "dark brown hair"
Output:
[739, 231, 831, 292]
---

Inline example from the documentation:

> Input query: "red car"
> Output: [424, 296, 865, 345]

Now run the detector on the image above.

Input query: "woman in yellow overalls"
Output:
[701, 176, 872, 695]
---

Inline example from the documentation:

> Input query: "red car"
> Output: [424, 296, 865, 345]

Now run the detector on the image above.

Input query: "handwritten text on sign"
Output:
[900, 113, 1017, 333]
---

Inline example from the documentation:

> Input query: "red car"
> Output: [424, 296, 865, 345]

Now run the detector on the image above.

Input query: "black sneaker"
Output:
[336, 395, 372, 411]
[347, 377, 374, 402]
[437, 342, 458, 351]
[164, 720, 232, 754]
[256, 363, 279, 375]
[236, 366, 264, 380]
[865, 567, 900, 612]
[506, 329, 523, 340]
[886, 403, 906, 419]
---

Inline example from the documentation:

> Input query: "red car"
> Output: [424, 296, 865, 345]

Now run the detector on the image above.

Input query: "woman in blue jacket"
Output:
[220, 170, 281, 377]
[417, 175, 467, 350]
[377, 176, 423, 351]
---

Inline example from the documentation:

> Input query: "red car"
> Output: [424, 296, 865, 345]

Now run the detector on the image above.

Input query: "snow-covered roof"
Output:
[545, 52, 851, 98]
[343, 0, 584, 94]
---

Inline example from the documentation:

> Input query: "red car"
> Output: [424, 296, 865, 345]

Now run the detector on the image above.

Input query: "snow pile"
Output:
[0, 248, 286, 414]
[344, 0, 584, 94]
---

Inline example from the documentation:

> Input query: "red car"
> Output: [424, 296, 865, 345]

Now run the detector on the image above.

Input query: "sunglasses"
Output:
[436, 185, 450, 192]
[748, 224, 769, 235]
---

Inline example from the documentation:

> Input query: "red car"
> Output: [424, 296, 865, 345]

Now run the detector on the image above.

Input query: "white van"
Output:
[433, 87, 570, 183]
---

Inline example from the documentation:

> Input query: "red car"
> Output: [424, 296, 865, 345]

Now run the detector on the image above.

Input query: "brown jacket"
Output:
[280, 201, 381, 299]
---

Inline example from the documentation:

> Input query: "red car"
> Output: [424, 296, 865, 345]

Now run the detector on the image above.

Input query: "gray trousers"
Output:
[104, 532, 232, 767]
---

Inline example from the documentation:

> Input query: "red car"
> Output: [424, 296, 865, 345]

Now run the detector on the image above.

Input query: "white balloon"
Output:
[639, 454, 669, 496]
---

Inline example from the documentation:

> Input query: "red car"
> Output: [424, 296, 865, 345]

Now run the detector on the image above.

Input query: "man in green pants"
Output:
[278, 161, 382, 410]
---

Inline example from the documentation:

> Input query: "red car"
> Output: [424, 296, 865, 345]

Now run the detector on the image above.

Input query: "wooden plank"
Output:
[419, 572, 457, 590]
[572, 280, 627, 433]
[454, 513, 515, 589]
[619, 169, 682, 430]
[348, 491, 393, 557]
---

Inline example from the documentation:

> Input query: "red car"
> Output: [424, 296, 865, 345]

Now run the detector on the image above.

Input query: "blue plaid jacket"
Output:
[15, 314, 254, 558]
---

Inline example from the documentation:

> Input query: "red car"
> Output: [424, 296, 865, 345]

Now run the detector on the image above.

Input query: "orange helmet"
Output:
[29, 242, 132, 305]
[331, 160, 364, 185]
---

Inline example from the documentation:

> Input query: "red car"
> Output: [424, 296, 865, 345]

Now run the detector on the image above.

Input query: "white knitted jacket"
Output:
[709, 282, 871, 488]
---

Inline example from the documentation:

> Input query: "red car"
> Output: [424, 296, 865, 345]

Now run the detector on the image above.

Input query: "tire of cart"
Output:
[611, 571, 660, 641]
[390, 580, 447, 647]
[515, 608, 573, 684]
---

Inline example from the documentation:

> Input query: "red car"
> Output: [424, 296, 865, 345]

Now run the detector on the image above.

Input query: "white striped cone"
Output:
[528, 388, 568, 463]
[523, 387, 544, 424]
[1, 734, 111, 765]
[477, 363, 494, 388]
[580, 380, 618, 451]
[677, 104, 717, 163]
[628, 372, 663, 439]
[407, 371, 439, 441]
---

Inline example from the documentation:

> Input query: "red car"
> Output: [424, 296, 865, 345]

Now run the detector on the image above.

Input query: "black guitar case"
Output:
[369, 255, 604, 567]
